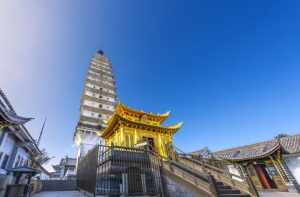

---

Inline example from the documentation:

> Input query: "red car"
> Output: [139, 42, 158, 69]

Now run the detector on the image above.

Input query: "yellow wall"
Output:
[105, 125, 172, 158]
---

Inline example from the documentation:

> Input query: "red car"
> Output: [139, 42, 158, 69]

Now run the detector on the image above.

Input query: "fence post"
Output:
[121, 173, 128, 196]
[141, 173, 147, 193]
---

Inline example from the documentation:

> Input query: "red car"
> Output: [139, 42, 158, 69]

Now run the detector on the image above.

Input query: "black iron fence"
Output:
[77, 145, 98, 194]
[77, 145, 163, 196]
[4, 184, 30, 197]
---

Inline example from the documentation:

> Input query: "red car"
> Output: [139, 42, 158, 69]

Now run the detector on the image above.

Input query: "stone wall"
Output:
[41, 180, 77, 191]
[161, 169, 207, 197]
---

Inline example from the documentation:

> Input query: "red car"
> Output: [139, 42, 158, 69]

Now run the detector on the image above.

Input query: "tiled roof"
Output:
[0, 110, 32, 125]
[0, 89, 32, 125]
[213, 134, 300, 161]
[190, 147, 212, 158]
[0, 89, 40, 156]
[280, 134, 300, 154]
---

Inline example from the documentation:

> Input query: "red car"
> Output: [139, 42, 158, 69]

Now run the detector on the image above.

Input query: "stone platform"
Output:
[260, 192, 300, 197]
[33, 191, 85, 197]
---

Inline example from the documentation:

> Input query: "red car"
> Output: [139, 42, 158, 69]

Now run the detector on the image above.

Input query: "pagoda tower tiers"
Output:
[99, 103, 182, 158]
[74, 50, 117, 159]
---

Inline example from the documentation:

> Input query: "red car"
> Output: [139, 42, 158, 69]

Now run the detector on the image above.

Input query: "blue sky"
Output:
[1, 1, 300, 169]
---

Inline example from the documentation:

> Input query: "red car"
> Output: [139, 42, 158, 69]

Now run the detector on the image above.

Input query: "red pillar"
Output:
[254, 165, 272, 189]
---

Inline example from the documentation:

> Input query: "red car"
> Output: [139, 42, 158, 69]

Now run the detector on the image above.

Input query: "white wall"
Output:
[0, 133, 15, 174]
[0, 130, 31, 175]
[75, 129, 102, 167]
[13, 147, 29, 167]
[1, 133, 15, 156]
[40, 171, 50, 180]
[227, 165, 244, 182]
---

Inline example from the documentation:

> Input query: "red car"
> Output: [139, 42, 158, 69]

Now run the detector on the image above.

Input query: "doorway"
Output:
[142, 137, 155, 152]
[254, 164, 277, 189]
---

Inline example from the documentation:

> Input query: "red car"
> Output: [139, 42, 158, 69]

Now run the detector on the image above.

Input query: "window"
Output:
[1, 154, 9, 169]
[98, 114, 102, 118]
[99, 104, 103, 108]
[20, 158, 24, 167]
[14, 156, 20, 167]
[0, 130, 5, 146]
[265, 166, 278, 177]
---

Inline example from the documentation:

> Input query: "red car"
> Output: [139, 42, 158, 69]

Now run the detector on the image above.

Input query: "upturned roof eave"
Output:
[0, 108, 32, 125]
[101, 113, 181, 139]
[117, 103, 170, 123]
[215, 143, 281, 162]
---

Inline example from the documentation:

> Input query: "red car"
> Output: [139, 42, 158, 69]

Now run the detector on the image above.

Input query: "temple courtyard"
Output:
[32, 191, 300, 197]
[259, 192, 300, 197]
[33, 191, 85, 197]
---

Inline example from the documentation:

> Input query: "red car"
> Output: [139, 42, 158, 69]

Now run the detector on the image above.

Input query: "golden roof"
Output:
[116, 103, 170, 123]
[99, 103, 182, 139]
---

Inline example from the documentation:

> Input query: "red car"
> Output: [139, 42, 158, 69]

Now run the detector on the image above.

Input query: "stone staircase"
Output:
[162, 159, 216, 196]
[162, 157, 256, 197]
[215, 181, 251, 197]
[175, 155, 259, 197]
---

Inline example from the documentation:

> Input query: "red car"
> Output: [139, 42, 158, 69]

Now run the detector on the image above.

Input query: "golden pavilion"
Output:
[98, 103, 182, 158]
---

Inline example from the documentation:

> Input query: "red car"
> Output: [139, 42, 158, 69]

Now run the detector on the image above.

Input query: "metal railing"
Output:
[77, 145, 163, 196]
[77, 145, 98, 194]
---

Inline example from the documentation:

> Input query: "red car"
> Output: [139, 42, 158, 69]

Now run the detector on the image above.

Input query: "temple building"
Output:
[78, 103, 260, 196]
[0, 89, 41, 172]
[74, 50, 117, 159]
[99, 103, 182, 158]
[211, 134, 300, 193]
[51, 156, 76, 180]
[0, 89, 44, 195]
[77, 103, 183, 196]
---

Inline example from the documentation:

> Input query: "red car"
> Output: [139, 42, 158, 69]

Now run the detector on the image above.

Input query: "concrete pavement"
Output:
[260, 192, 300, 197]
[33, 191, 85, 197]
[33, 191, 300, 197]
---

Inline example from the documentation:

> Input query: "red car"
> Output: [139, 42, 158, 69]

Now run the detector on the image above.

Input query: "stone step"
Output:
[217, 185, 232, 190]
[218, 188, 241, 194]
[219, 194, 251, 197]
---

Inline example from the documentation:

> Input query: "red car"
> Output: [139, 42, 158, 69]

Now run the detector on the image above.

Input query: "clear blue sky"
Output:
[1, 1, 300, 169]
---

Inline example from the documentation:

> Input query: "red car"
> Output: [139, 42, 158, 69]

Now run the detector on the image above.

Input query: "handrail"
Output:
[182, 155, 225, 174]
[171, 144, 227, 174]
[178, 156, 259, 197]
[168, 160, 210, 182]
[169, 144, 259, 197]
[162, 161, 218, 197]
[145, 144, 218, 196]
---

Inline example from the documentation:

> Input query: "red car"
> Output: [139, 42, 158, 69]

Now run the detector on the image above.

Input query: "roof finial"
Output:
[97, 50, 104, 55]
